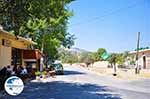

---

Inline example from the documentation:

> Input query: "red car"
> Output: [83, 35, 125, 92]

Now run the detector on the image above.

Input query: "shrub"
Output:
[35, 71, 41, 76]
[42, 71, 47, 75]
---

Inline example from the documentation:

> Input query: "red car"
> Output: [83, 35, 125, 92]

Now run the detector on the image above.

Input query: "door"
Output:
[11, 48, 22, 66]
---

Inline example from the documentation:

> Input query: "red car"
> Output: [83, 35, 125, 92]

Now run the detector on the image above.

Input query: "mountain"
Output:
[58, 47, 90, 55]
[68, 48, 89, 53]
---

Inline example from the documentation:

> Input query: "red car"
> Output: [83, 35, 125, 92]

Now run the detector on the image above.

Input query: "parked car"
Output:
[51, 63, 64, 75]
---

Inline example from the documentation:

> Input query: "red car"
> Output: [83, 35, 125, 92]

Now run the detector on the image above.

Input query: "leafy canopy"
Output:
[0, 0, 75, 64]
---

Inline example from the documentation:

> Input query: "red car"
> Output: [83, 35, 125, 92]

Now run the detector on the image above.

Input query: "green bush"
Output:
[35, 71, 41, 76]
[42, 71, 47, 75]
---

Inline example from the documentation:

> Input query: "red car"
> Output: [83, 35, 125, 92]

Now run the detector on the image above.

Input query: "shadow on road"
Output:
[1, 81, 121, 99]
[63, 70, 86, 75]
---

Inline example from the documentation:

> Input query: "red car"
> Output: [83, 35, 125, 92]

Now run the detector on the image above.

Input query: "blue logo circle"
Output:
[4, 76, 24, 96]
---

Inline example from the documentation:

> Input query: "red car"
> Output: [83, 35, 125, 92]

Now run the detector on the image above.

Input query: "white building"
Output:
[130, 49, 150, 69]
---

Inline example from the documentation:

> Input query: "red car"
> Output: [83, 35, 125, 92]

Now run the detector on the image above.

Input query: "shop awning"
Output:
[23, 49, 43, 60]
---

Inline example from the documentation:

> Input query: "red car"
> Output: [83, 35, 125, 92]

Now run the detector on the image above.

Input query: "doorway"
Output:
[11, 48, 22, 66]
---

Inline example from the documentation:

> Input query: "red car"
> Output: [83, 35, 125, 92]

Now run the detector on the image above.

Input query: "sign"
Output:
[4, 76, 24, 96]
[2, 39, 11, 47]
[101, 52, 110, 60]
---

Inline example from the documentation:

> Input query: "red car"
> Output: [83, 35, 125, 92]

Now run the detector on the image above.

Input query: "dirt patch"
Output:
[89, 67, 150, 80]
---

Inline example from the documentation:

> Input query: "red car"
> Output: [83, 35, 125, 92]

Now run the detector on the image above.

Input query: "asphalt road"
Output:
[1, 65, 150, 99]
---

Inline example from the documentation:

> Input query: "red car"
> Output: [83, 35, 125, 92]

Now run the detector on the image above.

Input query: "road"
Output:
[1, 65, 150, 99]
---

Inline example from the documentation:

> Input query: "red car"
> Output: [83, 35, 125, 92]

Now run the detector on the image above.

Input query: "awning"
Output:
[23, 49, 43, 60]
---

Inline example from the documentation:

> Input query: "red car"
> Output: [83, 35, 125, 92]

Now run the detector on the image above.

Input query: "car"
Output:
[51, 63, 64, 75]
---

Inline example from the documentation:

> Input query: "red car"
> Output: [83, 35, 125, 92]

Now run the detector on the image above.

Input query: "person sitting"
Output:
[20, 66, 28, 83]
[15, 65, 23, 76]
[26, 65, 32, 78]
[0, 66, 7, 76]
[20, 67, 28, 75]
[49, 67, 56, 78]
[6, 65, 13, 77]
[0, 65, 11, 90]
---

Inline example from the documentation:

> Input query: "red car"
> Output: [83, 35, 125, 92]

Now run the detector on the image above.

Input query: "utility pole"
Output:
[135, 32, 140, 74]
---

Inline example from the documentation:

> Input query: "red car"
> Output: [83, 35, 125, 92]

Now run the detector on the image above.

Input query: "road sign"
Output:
[101, 52, 110, 60]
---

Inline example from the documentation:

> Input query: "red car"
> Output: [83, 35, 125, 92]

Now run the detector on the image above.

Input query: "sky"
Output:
[68, 0, 150, 53]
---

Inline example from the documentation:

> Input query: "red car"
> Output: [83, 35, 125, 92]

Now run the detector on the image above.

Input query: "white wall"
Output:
[137, 55, 150, 69]
[0, 45, 11, 69]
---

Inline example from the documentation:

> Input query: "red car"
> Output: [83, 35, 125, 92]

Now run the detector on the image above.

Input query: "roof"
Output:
[130, 49, 150, 54]
[0, 29, 36, 45]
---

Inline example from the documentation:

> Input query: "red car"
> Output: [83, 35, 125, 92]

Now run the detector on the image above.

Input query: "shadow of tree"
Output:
[1, 81, 121, 99]
[63, 70, 86, 75]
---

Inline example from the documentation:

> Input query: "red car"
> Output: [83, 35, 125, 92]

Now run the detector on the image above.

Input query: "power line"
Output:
[70, 0, 144, 28]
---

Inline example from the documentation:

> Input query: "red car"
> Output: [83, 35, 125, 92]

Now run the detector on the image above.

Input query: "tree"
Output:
[92, 48, 107, 61]
[0, 0, 30, 35]
[79, 52, 95, 67]
[108, 54, 116, 66]
[23, 0, 75, 66]
[123, 51, 129, 59]
[116, 54, 124, 65]
[108, 53, 126, 66]
[0, 0, 75, 68]
[107, 53, 117, 75]
[60, 51, 78, 64]
[92, 52, 99, 62]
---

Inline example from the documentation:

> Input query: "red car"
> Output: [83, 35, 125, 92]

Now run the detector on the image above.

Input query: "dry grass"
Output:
[139, 70, 150, 78]
[89, 67, 150, 80]
[89, 67, 113, 75]
[116, 70, 139, 80]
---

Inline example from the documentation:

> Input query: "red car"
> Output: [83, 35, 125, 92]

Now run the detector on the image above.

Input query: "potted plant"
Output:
[42, 71, 47, 79]
[35, 71, 41, 80]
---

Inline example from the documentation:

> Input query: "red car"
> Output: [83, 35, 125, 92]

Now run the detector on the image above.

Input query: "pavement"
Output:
[1, 65, 150, 99]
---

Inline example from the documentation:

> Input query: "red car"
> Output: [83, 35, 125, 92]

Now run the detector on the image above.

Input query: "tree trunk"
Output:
[113, 63, 117, 76]
[40, 41, 44, 71]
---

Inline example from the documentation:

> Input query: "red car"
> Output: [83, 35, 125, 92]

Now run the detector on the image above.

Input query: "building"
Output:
[130, 49, 150, 69]
[0, 29, 42, 71]
[23, 49, 43, 71]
